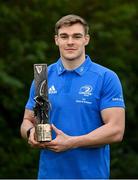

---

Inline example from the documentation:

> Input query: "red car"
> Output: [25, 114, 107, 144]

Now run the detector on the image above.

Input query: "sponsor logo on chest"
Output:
[48, 85, 57, 94]
[76, 85, 93, 104]
[79, 85, 93, 96]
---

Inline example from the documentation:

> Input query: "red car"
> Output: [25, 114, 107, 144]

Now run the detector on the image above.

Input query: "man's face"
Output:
[55, 23, 90, 61]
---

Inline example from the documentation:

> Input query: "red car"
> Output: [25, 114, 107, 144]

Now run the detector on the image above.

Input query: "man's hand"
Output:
[28, 127, 45, 148]
[42, 124, 74, 152]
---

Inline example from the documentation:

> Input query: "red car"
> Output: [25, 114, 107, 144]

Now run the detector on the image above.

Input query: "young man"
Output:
[20, 14, 125, 179]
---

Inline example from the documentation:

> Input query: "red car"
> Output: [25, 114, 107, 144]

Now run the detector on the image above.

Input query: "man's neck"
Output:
[61, 55, 86, 70]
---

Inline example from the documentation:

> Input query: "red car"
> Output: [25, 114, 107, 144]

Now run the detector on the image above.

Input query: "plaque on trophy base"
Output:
[35, 124, 51, 142]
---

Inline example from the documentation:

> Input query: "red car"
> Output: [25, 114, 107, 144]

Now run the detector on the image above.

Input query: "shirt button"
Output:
[80, 67, 84, 72]
[60, 67, 62, 71]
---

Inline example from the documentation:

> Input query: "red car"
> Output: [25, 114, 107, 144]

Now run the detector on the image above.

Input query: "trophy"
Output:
[33, 64, 52, 142]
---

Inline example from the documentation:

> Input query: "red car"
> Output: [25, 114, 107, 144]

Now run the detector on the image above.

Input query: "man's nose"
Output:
[67, 37, 74, 44]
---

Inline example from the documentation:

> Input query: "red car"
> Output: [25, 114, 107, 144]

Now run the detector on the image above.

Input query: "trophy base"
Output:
[36, 124, 52, 142]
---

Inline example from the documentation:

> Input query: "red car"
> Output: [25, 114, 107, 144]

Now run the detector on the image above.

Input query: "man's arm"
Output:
[20, 109, 42, 147]
[43, 107, 125, 152]
[72, 107, 125, 148]
[20, 109, 35, 139]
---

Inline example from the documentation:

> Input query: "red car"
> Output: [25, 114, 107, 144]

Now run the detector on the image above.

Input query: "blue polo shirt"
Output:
[26, 55, 125, 179]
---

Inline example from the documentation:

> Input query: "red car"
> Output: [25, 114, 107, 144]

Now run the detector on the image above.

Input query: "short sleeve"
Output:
[100, 71, 125, 111]
[25, 80, 36, 110]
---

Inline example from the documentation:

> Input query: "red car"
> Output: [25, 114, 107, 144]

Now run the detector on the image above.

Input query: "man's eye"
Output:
[74, 36, 82, 39]
[60, 36, 68, 39]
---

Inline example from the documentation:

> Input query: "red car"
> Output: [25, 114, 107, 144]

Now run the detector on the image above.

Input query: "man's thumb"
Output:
[51, 124, 62, 135]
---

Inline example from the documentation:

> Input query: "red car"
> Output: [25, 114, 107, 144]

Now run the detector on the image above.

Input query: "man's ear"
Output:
[85, 34, 90, 46]
[55, 35, 59, 46]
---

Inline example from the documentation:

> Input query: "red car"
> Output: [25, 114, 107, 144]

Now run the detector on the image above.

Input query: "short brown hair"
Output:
[55, 14, 89, 35]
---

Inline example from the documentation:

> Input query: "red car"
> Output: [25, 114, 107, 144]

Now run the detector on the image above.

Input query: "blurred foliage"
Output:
[0, 0, 137, 178]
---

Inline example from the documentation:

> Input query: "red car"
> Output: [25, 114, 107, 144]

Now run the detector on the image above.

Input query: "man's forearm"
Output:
[20, 119, 34, 139]
[70, 123, 124, 149]
[70, 108, 125, 149]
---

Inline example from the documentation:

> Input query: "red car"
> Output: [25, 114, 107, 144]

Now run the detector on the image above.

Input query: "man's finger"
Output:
[51, 124, 62, 135]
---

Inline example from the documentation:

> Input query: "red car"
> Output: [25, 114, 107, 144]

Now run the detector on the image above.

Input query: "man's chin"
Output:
[63, 55, 77, 61]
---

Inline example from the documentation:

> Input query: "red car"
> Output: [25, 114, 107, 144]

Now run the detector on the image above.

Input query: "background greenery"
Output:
[0, 0, 137, 178]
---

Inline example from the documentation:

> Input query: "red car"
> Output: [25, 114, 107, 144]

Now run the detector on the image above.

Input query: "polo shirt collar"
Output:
[57, 55, 93, 76]
[57, 59, 66, 75]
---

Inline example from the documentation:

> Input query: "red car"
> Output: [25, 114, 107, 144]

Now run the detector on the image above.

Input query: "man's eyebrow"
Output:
[73, 33, 83, 36]
[59, 33, 68, 36]
[59, 33, 84, 36]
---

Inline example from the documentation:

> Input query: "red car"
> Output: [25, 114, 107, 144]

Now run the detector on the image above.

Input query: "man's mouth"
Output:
[65, 48, 76, 51]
